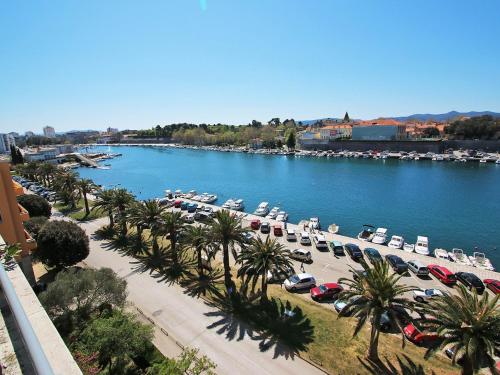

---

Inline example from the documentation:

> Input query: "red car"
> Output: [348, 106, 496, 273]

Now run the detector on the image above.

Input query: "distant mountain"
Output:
[392, 111, 500, 122]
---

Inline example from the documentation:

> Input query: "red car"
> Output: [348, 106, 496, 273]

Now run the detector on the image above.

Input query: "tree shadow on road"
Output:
[180, 267, 225, 299]
[358, 354, 436, 375]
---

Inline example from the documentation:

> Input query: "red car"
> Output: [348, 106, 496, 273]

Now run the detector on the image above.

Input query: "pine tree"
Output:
[343, 112, 350, 123]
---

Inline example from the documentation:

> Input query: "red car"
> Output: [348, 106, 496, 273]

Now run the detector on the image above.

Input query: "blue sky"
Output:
[1, 0, 499, 133]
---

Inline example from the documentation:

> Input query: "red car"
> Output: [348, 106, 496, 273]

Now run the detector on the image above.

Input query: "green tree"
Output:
[39, 267, 127, 321]
[420, 285, 499, 375]
[53, 170, 79, 208]
[23, 216, 48, 240]
[285, 128, 296, 150]
[161, 211, 185, 267]
[343, 111, 350, 122]
[10, 145, 20, 164]
[237, 236, 292, 303]
[78, 310, 153, 374]
[127, 200, 167, 250]
[184, 225, 212, 279]
[92, 189, 116, 228]
[209, 210, 248, 294]
[76, 178, 97, 215]
[111, 188, 135, 235]
[338, 261, 416, 361]
[36, 220, 89, 269]
[17, 194, 52, 217]
[147, 348, 216, 375]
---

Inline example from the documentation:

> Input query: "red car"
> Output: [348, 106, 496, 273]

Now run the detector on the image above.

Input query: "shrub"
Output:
[23, 216, 48, 240]
[17, 194, 51, 218]
[36, 220, 89, 269]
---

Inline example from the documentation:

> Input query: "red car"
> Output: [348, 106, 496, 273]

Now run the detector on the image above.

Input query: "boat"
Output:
[403, 243, 415, 253]
[388, 235, 404, 249]
[253, 202, 270, 216]
[231, 199, 245, 211]
[328, 224, 340, 234]
[469, 252, 495, 271]
[414, 236, 430, 256]
[309, 217, 320, 230]
[185, 190, 197, 199]
[496, 159, 500, 164]
[448, 248, 473, 266]
[371, 228, 388, 245]
[434, 248, 449, 260]
[266, 207, 280, 219]
[174, 189, 183, 197]
[357, 224, 375, 242]
[275, 211, 288, 222]
[222, 199, 235, 209]
[199, 193, 217, 203]
[165, 189, 173, 198]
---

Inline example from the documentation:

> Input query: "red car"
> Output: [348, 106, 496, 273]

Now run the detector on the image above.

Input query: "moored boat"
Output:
[222, 199, 235, 209]
[276, 211, 288, 222]
[266, 206, 280, 219]
[309, 217, 320, 230]
[388, 235, 404, 249]
[371, 228, 388, 245]
[469, 252, 495, 271]
[357, 224, 375, 242]
[434, 248, 449, 260]
[328, 224, 339, 234]
[403, 243, 415, 253]
[231, 199, 245, 211]
[448, 248, 473, 266]
[253, 202, 270, 216]
[414, 236, 430, 256]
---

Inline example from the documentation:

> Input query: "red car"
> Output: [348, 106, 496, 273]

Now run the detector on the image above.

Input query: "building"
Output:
[107, 127, 119, 134]
[319, 124, 353, 140]
[352, 119, 407, 141]
[23, 147, 58, 162]
[0, 133, 16, 154]
[43, 126, 56, 138]
[0, 160, 36, 280]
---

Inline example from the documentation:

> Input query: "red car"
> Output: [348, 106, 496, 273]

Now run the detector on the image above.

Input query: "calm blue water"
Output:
[77, 145, 500, 266]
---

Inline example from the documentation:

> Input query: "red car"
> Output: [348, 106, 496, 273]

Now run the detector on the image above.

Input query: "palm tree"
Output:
[209, 210, 248, 294]
[127, 200, 166, 251]
[53, 170, 79, 208]
[420, 285, 499, 375]
[161, 211, 184, 267]
[338, 261, 417, 361]
[237, 236, 292, 303]
[76, 178, 97, 215]
[184, 225, 212, 278]
[92, 189, 116, 228]
[110, 188, 134, 235]
[37, 163, 56, 187]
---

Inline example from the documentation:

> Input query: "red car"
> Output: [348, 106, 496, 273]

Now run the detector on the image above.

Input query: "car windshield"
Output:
[319, 285, 328, 292]
[425, 289, 435, 296]
[289, 275, 300, 283]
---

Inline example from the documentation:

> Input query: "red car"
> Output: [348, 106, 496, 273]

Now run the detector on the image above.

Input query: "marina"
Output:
[77, 145, 500, 266]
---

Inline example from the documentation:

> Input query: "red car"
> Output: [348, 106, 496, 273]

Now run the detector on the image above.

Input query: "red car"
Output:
[427, 264, 456, 285]
[403, 323, 438, 345]
[484, 279, 500, 294]
[174, 200, 183, 208]
[250, 219, 261, 230]
[273, 224, 283, 236]
[310, 283, 343, 301]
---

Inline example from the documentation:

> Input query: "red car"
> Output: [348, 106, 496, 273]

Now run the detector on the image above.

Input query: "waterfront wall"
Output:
[114, 137, 173, 144]
[299, 140, 500, 152]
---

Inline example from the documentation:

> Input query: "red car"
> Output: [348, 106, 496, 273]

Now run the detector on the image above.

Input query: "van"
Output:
[407, 260, 429, 276]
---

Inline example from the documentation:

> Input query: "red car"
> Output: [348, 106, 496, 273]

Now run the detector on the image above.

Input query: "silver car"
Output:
[284, 273, 316, 292]
[407, 260, 429, 276]
[290, 248, 312, 262]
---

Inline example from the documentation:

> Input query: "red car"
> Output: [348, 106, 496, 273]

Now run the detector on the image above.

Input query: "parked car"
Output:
[456, 272, 485, 294]
[363, 248, 382, 264]
[312, 234, 328, 251]
[187, 203, 198, 213]
[286, 229, 297, 242]
[260, 222, 270, 234]
[174, 200, 182, 208]
[334, 298, 349, 313]
[184, 213, 195, 223]
[412, 288, 444, 303]
[290, 249, 312, 262]
[180, 201, 189, 210]
[284, 273, 316, 292]
[329, 240, 344, 255]
[266, 265, 295, 284]
[403, 323, 438, 345]
[344, 243, 363, 261]
[250, 219, 261, 230]
[310, 283, 343, 301]
[351, 269, 368, 281]
[273, 224, 283, 236]
[300, 231, 311, 245]
[243, 232, 255, 242]
[407, 260, 429, 276]
[385, 254, 408, 274]
[427, 264, 456, 285]
[194, 211, 212, 222]
[484, 279, 500, 294]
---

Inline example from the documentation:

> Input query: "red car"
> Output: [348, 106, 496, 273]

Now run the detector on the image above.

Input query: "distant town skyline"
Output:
[1, 0, 499, 133]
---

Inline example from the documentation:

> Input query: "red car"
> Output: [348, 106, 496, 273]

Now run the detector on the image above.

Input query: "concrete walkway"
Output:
[77, 217, 324, 375]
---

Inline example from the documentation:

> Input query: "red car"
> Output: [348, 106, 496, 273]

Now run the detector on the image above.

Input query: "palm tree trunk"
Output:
[136, 225, 142, 244]
[260, 268, 268, 303]
[108, 210, 114, 228]
[460, 358, 474, 375]
[223, 242, 232, 293]
[83, 193, 90, 215]
[368, 315, 380, 361]
[171, 231, 178, 266]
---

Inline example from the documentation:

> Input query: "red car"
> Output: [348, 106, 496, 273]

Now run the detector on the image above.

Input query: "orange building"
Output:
[0, 160, 36, 281]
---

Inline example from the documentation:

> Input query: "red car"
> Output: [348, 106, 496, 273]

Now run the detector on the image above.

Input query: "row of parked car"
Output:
[12, 175, 57, 201]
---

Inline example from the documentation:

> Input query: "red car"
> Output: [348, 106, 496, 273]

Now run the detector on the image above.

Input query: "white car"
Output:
[284, 273, 316, 292]
[388, 235, 404, 249]
[300, 232, 311, 245]
[313, 234, 328, 250]
[290, 248, 312, 262]
[184, 213, 195, 223]
[286, 229, 297, 242]
[412, 288, 444, 303]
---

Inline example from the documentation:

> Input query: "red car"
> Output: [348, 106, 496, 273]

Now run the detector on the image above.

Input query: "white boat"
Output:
[165, 189, 173, 198]
[309, 217, 320, 230]
[276, 211, 288, 222]
[222, 199, 235, 209]
[266, 207, 280, 219]
[414, 236, 430, 256]
[357, 224, 375, 242]
[388, 235, 404, 249]
[199, 193, 217, 203]
[185, 190, 197, 199]
[328, 224, 339, 234]
[253, 202, 270, 216]
[174, 189, 183, 197]
[496, 159, 500, 164]
[371, 228, 388, 245]
[448, 248, 473, 266]
[231, 199, 245, 211]
[469, 252, 495, 271]
[434, 248, 449, 260]
[403, 243, 415, 253]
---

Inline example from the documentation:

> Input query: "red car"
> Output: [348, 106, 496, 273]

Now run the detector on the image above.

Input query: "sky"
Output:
[1, 0, 499, 133]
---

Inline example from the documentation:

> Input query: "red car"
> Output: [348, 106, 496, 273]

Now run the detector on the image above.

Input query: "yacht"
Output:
[434, 248, 449, 260]
[357, 224, 375, 242]
[231, 199, 245, 211]
[403, 243, 415, 253]
[371, 228, 388, 245]
[199, 193, 217, 204]
[185, 190, 197, 199]
[266, 207, 280, 219]
[275, 211, 288, 222]
[388, 235, 404, 249]
[448, 248, 473, 266]
[253, 202, 270, 216]
[309, 217, 321, 230]
[327, 223, 340, 234]
[222, 199, 235, 209]
[414, 236, 430, 255]
[469, 252, 495, 271]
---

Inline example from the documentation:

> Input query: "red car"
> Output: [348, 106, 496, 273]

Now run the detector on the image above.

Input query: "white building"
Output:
[23, 147, 58, 162]
[0, 133, 16, 154]
[43, 126, 56, 138]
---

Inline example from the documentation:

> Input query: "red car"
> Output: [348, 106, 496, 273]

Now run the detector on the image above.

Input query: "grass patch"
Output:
[54, 198, 106, 221]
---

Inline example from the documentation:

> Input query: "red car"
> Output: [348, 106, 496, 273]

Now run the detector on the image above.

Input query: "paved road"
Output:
[77, 217, 324, 375]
